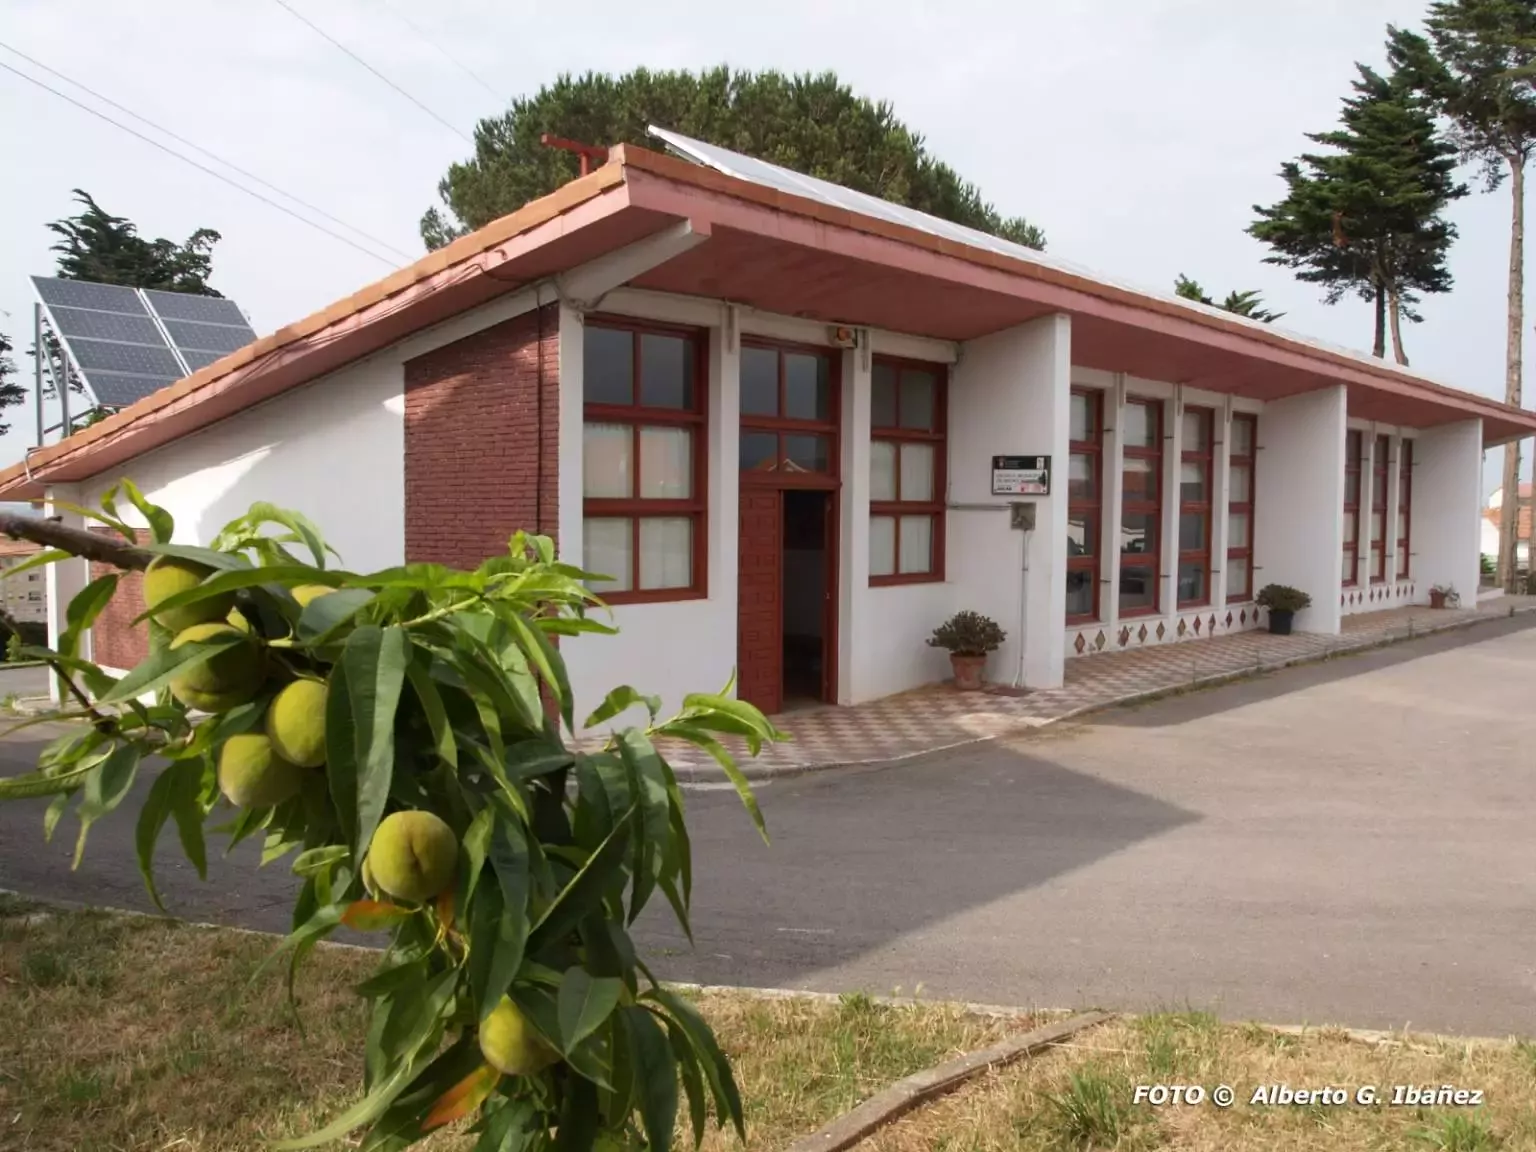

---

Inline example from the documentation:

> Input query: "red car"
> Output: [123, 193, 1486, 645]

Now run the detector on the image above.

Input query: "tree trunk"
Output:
[1387, 286, 1409, 365]
[1372, 284, 1386, 358]
[1499, 158, 1526, 594]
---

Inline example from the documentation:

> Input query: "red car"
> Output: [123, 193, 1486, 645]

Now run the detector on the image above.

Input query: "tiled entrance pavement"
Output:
[640, 596, 1536, 781]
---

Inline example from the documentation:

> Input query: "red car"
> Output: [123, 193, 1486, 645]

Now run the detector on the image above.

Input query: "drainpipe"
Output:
[1014, 526, 1032, 688]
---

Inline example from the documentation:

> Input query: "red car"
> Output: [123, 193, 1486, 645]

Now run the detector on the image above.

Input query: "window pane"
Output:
[638, 517, 692, 590]
[1370, 513, 1382, 543]
[1123, 457, 1159, 504]
[899, 369, 936, 430]
[1179, 512, 1207, 552]
[898, 515, 933, 574]
[1181, 410, 1209, 452]
[1231, 417, 1254, 457]
[1123, 400, 1159, 449]
[1229, 464, 1251, 503]
[1229, 512, 1250, 549]
[1343, 513, 1356, 545]
[1066, 568, 1095, 617]
[1342, 548, 1355, 580]
[869, 440, 897, 501]
[1179, 460, 1207, 503]
[785, 434, 831, 473]
[871, 364, 898, 428]
[784, 352, 830, 420]
[1121, 511, 1158, 556]
[1178, 562, 1207, 604]
[741, 347, 779, 416]
[869, 515, 896, 577]
[1346, 432, 1361, 463]
[639, 333, 694, 409]
[1397, 508, 1408, 539]
[584, 326, 633, 405]
[741, 431, 778, 472]
[583, 423, 632, 498]
[1373, 470, 1387, 508]
[1119, 564, 1157, 612]
[900, 442, 934, 501]
[1069, 453, 1097, 502]
[1345, 472, 1360, 506]
[639, 426, 691, 498]
[583, 518, 632, 592]
[1398, 544, 1410, 578]
[1068, 513, 1096, 558]
[1071, 392, 1095, 443]
[1228, 555, 1250, 600]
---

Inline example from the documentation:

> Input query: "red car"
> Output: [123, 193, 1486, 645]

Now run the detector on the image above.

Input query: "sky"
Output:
[0, 0, 1529, 499]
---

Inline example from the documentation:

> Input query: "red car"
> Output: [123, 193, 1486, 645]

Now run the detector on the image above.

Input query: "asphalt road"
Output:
[4, 617, 1535, 1036]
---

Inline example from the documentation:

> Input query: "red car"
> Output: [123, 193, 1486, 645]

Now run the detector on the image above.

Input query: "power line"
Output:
[271, 0, 474, 145]
[0, 40, 417, 264]
[0, 59, 402, 267]
[381, 0, 505, 105]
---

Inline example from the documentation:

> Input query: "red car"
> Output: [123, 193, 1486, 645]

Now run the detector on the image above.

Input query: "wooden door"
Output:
[737, 490, 782, 715]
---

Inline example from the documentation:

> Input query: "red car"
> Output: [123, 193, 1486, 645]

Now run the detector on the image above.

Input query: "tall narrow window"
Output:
[1067, 389, 1102, 622]
[1343, 430, 1362, 587]
[870, 358, 945, 583]
[1370, 434, 1389, 582]
[1177, 406, 1214, 607]
[1397, 438, 1413, 578]
[1120, 397, 1163, 615]
[1226, 414, 1257, 602]
[582, 319, 707, 602]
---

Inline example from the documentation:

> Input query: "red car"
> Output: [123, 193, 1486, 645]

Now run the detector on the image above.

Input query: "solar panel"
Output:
[140, 289, 250, 326]
[48, 306, 167, 345]
[178, 350, 226, 372]
[161, 318, 255, 355]
[33, 277, 150, 315]
[141, 288, 256, 371]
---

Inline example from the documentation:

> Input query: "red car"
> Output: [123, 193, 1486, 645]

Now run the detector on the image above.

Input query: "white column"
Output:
[1361, 428, 1380, 590]
[1413, 419, 1482, 603]
[1386, 433, 1403, 586]
[44, 483, 89, 704]
[1162, 387, 1183, 621]
[1101, 375, 1126, 630]
[1252, 384, 1346, 634]
[710, 315, 741, 634]
[1212, 395, 1234, 608]
[837, 336, 870, 704]
[555, 304, 585, 566]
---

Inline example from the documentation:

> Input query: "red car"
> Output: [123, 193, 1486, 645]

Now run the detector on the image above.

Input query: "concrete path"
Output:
[2, 616, 1535, 1036]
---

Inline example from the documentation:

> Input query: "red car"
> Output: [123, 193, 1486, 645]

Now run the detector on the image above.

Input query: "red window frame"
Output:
[1397, 438, 1413, 579]
[582, 316, 709, 604]
[1177, 406, 1214, 608]
[869, 355, 947, 585]
[1067, 388, 1103, 623]
[1226, 414, 1257, 603]
[1370, 434, 1389, 583]
[1120, 397, 1163, 617]
[1343, 430, 1362, 587]
[738, 339, 841, 488]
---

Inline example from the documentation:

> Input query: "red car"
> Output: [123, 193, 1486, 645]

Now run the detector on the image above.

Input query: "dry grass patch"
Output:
[0, 895, 1040, 1150]
[864, 1013, 1536, 1151]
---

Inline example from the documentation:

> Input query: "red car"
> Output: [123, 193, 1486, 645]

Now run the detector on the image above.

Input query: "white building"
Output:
[2, 132, 1530, 717]
[0, 540, 49, 628]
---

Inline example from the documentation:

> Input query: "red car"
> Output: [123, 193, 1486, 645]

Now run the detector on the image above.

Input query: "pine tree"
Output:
[0, 332, 25, 438]
[48, 190, 223, 296]
[1174, 275, 1285, 323]
[1249, 60, 1465, 362]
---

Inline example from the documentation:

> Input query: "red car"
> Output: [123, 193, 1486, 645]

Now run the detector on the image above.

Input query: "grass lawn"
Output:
[865, 1013, 1536, 1151]
[0, 894, 1038, 1151]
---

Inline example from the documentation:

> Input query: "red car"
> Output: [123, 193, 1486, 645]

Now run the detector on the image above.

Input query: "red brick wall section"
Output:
[89, 527, 151, 671]
[404, 305, 561, 569]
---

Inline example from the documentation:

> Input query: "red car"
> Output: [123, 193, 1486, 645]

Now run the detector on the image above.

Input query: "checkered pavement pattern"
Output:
[583, 597, 1536, 780]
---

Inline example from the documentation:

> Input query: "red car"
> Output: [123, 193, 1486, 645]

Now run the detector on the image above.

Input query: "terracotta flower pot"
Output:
[1428, 590, 1448, 609]
[950, 653, 986, 691]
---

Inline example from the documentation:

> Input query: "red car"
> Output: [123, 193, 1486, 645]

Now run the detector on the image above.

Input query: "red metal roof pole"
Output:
[539, 133, 610, 176]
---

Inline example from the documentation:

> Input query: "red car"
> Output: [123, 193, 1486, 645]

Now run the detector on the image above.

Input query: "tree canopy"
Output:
[0, 332, 24, 438]
[1173, 275, 1285, 323]
[48, 189, 223, 296]
[1249, 58, 1465, 362]
[422, 67, 1045, 252]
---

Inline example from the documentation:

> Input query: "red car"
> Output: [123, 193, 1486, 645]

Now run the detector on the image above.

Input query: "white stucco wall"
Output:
[1412, 418, 1483, 604]
[1253, 384, 1346, 634]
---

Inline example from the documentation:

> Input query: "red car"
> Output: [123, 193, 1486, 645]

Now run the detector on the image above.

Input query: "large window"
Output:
[739, 342, 838, 479]
[1370, 434, 1389, 582]
[1343, 430, 1362, 587]
[1397, 438, 1413, 578]
[870, 358, 945, 582]
[1177, 406, 1214, 607]
[1067, 389, 1102, 622]
[1120, 397, 1163, 616]
[1226, 414, 1257, 602]
[582, 319, 706, 602]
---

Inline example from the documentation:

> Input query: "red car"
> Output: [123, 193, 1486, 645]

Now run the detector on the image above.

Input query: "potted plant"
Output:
[1255, 584, 1311, 636]
[1428, 583, 1460, 609]
[928, 610, 1007, 691]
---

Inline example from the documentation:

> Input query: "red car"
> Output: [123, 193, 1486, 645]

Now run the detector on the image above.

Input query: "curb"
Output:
[784, 1010, 1114, 1152]
[701, 605, 1536, 783]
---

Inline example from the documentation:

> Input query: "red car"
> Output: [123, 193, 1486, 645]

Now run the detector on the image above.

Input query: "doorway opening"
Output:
[781, 490, 831, 709]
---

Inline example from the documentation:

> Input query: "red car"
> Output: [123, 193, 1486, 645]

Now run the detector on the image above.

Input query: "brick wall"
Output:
[403, 305, 560, 568]
[90, 528, 150, 671]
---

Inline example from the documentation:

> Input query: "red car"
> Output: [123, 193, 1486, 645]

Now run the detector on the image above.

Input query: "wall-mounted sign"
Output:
[991, 454, 1051, 496]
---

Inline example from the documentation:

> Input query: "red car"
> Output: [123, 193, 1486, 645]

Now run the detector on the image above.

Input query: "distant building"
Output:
[1482, 483, 1531, 569]
[0, 539, 49, 625]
